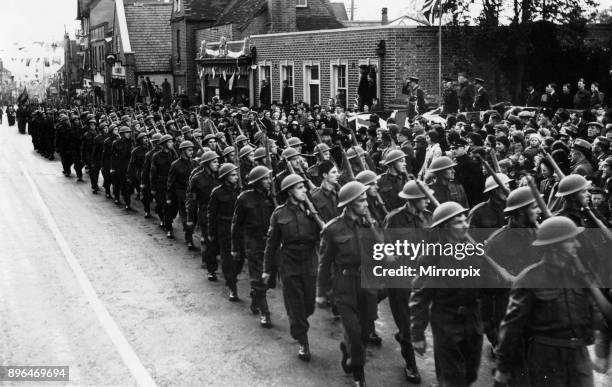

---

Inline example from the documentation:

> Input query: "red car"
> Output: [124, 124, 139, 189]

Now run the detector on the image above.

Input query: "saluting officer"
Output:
[232, 166, 276, 328]
[263, 174, 321, 361]
[208, 163, 242, 301]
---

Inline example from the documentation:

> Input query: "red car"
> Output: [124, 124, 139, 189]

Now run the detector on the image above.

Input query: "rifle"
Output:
[526, 176, 612, 322]
[490, 148, 501, 173]
[539, 144, 565, 180]
[414, 179, 516, 283]
[261, 131, 279, 207]
[284, 154, 325, 229]
[226, 130, 243, 191]
[475, 154, 511, 196]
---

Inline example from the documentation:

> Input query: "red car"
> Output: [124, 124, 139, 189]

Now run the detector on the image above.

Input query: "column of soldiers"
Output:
[25, 91, 612, 387]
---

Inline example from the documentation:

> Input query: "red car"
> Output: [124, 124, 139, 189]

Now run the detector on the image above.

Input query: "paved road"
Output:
[1, 118, 610, 387]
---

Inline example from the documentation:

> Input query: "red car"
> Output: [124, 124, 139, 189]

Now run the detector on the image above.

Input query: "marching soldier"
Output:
[127, 133, 149, 201]
[238, 145, 255, 185]
[494, 216, 602, 387]
[186, 151, 220, 275]
[310, 160, 340, 223]
[111, 126, 134, 210]
[208, 163, 242, 301]
[56, 114, 73, 177]
[232, 166, 276, 328]
[141, 133, 162, 219]
[427, 156, 469, 208]
[69, 115, 85, 182]
[263, 174, 321, 361]
[382, 181, 433, 384]
[378, 150, 409, 211]
[150, 135, 177, 229]
[307, 143, 332, 187]
[166, 140, 198, 244]
[318, 181, 378, 386]
[81, 119, 98, 193]
[468, 173, 512, 241]
[102, 124, 118, 199]
[410, 202, 487, 387]
[355, 170, 387, 224]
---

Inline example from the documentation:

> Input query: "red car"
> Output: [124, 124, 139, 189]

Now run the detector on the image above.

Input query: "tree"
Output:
[591, 6, 612, 23]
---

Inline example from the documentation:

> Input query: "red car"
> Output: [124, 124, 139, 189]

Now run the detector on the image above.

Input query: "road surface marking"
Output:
[20, 163, 156, 387]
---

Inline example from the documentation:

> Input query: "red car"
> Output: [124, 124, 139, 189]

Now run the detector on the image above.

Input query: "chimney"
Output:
[269, 0, 297, 33]
[381, 8, 388, 25]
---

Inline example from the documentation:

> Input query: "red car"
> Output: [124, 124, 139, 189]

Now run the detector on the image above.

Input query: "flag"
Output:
[17, 87, 29, 104]
[228, 72, 235, 90]
[421, 0, 442, 25]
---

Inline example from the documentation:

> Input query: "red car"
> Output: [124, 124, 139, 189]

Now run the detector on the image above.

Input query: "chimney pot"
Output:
[382, 8, 388, 25]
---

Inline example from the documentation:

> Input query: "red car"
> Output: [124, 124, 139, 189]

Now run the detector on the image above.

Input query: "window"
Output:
[176, 30, 181, 63]
[280, 62, 294, 106]
[331, 60, 348, 109]
[174, 0, 181, 12]
[258, 61, 272, 106]
[303, 62, 320, 106]
[296, 0, 307, 7]
[357, 59, 381, 110]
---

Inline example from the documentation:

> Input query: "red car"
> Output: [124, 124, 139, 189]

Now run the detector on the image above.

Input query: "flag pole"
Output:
[438, 0, 442, 102]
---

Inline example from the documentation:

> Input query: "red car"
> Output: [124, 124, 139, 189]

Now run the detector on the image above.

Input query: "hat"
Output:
[571, 138, 591, 155]
[408, 76, 419, 82]
[474, 77, 485, 84]
[518, 111, 533, 118]
[587, 122, 603, 128]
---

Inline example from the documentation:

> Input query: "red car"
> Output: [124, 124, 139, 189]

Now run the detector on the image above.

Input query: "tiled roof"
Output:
[297, 17, 344, 31]
[183, 0, 231, 21]
[215, 0, 267, 31]
[330, 2, 348, 21]
[125, 3, 173, 73]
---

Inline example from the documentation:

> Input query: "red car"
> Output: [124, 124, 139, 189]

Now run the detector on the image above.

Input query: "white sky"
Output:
[0, 0, 611, 74]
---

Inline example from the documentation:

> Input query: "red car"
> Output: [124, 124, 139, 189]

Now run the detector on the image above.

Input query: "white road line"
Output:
[20, 163, 156, 387]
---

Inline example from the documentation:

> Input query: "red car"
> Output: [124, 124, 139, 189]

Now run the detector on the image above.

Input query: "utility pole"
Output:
[350, 0, 354, 21]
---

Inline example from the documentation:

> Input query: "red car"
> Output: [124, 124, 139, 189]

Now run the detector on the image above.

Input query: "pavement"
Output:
[1, 117, 611, 387]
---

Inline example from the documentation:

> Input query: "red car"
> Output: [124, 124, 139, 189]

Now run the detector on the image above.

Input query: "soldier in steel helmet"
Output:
[185, 150, 220, 275]
[166, 140, 198, 244]
[356, 170, 386, 224]
[208, 163, 242, 301]
[102, 124, 119, 199]
[111, 126, 134, 210]
[307, 143, 332, 187]
[410, 201, 487, 387]
[90, 122, 109, 194]
[150, 135, 178, 229]
[378, 150, 409, 211]
[494, 216, 603, 387]
[232, 166, 276, 328]
[469, 173, 512, 242]
[127, 132, 149, 201]
[318, 181, 378, 386]
[238, 145, 255, 185]
[427, 156, 469, 209]
[262, 173, 321, 361]
[141, 133, 162, 219]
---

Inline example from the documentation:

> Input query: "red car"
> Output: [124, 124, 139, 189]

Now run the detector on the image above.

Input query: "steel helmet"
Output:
[504, 187, 537, 213]
[120, 115, 130, 122]
[235, 134, 248, 143]
[280, 173, 305, 192]
[222, 146, 234, 157]
[399, 181, 433, 200]
[158, 134, 173, 145]
[119, 126, 131, 134]
[203, 134, 216, 142]
[218, 163, 238, 179]
[193, 130, 203, 138]
[430, 201, 468, 228]
[347, 146, 365, 160]
[200, 150, 219, 164]
[338, 181, 369, 207]
[555, 174, 590, 197]
[254, 147, 266, 160]
[532, 216, 584, 246]
[151, 133, 162, 143]
[247, 166, 271, 185]
[281, 147, 300, 160]
[239, 145, 255, 159]
[313, 143, 331, 155]
[355, 170, 378, 186]
[483, 173, 512, 193]
[383, 150, 406, 166]
[136, 132, 148, 141]
[179, 140, 195, 150]
[180, 126, 192, 135]
[287, 137, 304, 147]
[428, 156, 456, 173]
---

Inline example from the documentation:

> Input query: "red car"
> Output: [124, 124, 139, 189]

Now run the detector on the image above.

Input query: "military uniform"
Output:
[111, 137, 133, 206]
[378, 172, 407, 211]
[101, 133, 117, 197]
[318, 210, 378, 378]
[442, 86, 459, 115]
[82, 127, 98, 189]
[208, 182, 242, 291]
[150, 148, 177, 226]
[468, 198, 506, 242]
[429, 179, 469, 209]
[310, 185, 340, 223]
[232, 187, 276, 318]
[473, 86, 491, 111]
[496, 261, 598, 387]
[56, 119, 73, 175]
[263, 201, 320, 344]
[186, 167, 219, 269]
[167, 156, 198, 237]
[141, 146, 158, 216]
[127, 143, 147, 197]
